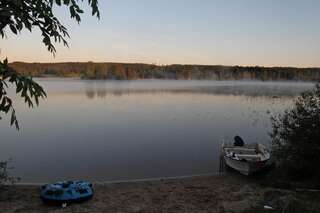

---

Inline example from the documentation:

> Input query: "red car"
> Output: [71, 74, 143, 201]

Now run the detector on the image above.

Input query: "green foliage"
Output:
[0, 0, 100, 54]
[0, 159, 20, 186]
[271, 84, 320, 181]
[0, 0, 100, 129]
[0, 59, 46, 129]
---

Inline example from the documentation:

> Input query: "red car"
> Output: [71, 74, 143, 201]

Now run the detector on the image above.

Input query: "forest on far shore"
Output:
[9, 62, 320, 81]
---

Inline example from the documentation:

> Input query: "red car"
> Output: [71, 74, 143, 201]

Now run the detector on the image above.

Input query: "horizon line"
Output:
[9, 61, 320, 69]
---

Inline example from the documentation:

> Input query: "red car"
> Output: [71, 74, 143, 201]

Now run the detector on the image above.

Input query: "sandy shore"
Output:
[0, 174, 313, 213]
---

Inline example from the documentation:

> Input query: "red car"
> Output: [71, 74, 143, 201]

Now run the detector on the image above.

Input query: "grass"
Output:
[242, 189, 320, 213]
[241, 168, 320, 213]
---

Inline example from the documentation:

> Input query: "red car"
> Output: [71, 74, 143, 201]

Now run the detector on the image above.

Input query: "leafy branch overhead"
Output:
[0, 0, 100, 54]
[0, 59, 46, 129]
[0, 0, 100, 129]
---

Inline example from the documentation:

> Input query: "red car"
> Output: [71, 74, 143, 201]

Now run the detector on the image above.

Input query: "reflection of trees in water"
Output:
[86, 88, 108, 99]
[85, 83, 108, 99]
[97, 89, 107, 98]
[85, 82, 128, 99]
[85, 88, 124, 99]
[85, 89, 95, 99]
[84, 84, 311, 100]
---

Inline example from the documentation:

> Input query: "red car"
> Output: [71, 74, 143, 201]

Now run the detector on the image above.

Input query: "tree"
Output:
[270, 84, 320, 181]
[0, 0, 100, 129]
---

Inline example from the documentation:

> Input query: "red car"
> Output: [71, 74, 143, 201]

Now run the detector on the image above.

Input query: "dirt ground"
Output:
[0, 174, 311, 213]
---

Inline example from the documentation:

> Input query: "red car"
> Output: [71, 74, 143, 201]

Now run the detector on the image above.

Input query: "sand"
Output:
[0, 174, 275, 213]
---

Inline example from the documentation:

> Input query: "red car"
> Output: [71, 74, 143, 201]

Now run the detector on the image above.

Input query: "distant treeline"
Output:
[9, 62, 320, 81]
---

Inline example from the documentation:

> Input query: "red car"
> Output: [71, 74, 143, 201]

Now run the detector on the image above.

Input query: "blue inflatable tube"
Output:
[40, 180, 93, 205]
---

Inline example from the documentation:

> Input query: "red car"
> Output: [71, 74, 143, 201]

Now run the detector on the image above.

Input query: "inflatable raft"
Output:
[40, 181, 93, 205]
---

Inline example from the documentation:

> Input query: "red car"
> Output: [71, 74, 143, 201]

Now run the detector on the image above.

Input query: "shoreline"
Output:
[32, 76, 318, 83]
[9, 62, 320, 82]
[16, 172, 220, 186]
[1, 174, 262, 213]
[1, 173, 319, 212]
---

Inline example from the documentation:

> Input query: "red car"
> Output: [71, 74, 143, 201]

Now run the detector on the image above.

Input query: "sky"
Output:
[1, 0, 320, 67]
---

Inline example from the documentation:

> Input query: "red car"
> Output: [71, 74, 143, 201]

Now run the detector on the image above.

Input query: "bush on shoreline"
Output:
[270, 84, 320, 183]
[0, 159, 19, 187]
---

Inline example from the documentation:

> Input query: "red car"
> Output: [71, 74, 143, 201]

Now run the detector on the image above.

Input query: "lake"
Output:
[0, 79, 314, 183]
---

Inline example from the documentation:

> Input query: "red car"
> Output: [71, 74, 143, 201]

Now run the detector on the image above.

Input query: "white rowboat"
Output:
[221, 142, 271, 175]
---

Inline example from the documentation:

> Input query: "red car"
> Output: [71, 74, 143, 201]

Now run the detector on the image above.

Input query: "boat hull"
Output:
[224, 156, 268, 175]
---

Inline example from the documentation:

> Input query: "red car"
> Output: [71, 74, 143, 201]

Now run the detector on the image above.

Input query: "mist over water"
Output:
[0, 79, 314, 183]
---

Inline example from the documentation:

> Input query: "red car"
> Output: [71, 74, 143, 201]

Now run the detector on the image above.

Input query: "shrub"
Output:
[0, 159, 19, 186]
[271, 84, 320, 181]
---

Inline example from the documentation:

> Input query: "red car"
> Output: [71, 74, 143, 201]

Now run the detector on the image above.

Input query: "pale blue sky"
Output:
[1, 0, 320, 67]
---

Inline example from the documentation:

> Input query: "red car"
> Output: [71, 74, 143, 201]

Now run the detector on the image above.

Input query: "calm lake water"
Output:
[0, 79, 314, 183]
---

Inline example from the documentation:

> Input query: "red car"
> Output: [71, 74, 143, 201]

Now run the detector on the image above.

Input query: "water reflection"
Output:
[83, 80, 313, 99]
[0, 79, 315, 183]
[85, 89, 95, 99]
